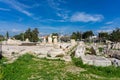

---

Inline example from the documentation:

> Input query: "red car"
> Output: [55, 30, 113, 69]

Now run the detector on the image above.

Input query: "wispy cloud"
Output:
[47, 0, 69, 20]
[0, 21, 28, 33]
[105, 21, 113, 25]
[39, 26, 59, 31]
[0, 7, 10, 11]
[96, 29, 113, 33]
[11, 28, 23, 33]
[37, 24, 85, 35]
[97, 18, 120, 33]
[47, 0, 61, 11]
[70, 12, 104, 22]
[56, 11, 69, 20]
[96, 25, 114, 33]
[0, 0, 32, 16]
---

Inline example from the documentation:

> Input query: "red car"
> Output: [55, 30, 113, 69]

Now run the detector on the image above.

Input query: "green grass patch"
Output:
[98, 47, 104, 52]
[0, 54, 120, 80]
[72, 57, 120, 78]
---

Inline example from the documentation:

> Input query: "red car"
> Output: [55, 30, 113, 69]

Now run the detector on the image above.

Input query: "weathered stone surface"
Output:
[107, 43, 112, 50]
[105, 50, 120, 59]
[2, 42, 78, 62]
[60, 43, 71, 50]
[62, 55, 72, 62]
[81, 55, 112, 66]
[111, 43, 120, 50]
[112, 54, 120, 60]
[109, 58, 120, 67]
[54, 38, 58, 44]
[75, 41, 85, 58]
[47, 49, 65, 58]
[71, 39, 76, 46]
[48, 37, 52, 44]
[6, 39, 22, 45]
[53, 36, 58, 44]
[2, 45, 52, 62]
[93, 58, 111, 66]
[25, 38, 30, 42]
[81, 56, 93, 65]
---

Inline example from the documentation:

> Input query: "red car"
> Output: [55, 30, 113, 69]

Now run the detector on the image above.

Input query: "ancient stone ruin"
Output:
[1, 37, 77, 63]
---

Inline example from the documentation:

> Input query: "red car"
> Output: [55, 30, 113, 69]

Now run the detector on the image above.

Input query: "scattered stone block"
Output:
[93, 58, 111, 66]
[7, 39, 22, 45]
[25, 38, 30, 42]
[62, 55, 72, 62]
[81, 55, 112, 67]
[81, 56, 93, 65]
[53, 36, 58, 44]
[48, 36, 52, 44]
[47, 49, 65, 58]
[109, 58, 120, 67]
[75, 42, 85, 58]
[71, 39, 76, 46]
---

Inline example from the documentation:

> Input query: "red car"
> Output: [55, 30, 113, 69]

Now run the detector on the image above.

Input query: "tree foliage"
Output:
[32, 28, 39, 42]
[98, 32, 109, 42]
[60, 36, 70, 42]
[71, 31, 82, 41]
[82, 31, 94, 39]
[14, 28, 39, 42]
[0, 34, 4, 41]
[52, 33, 59, 36]
[110, 28, 120, 42]
[14, 33, 24, 41]
[6, 31, 9, 40]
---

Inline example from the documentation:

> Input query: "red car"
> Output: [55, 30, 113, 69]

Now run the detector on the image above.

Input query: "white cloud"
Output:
[37, 25, 85, 35]
[56, 12, 68, 20]
[0, 0, 32, 16]
[97, 18, 120, 33]
[47, 0, 61, 11]
[47, 0, 69, 20]
[11, 28, 23, 33]
[0, 21, 28, 32]
[0, 7, 10, 11]
[70, 12, 104, 22]
[105, 21, 113, 25]
[97, 29, 113, 33]
[39, 26, 59, 31]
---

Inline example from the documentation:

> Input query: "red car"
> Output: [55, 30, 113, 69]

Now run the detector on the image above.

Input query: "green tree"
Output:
[110, 28, 120, 42]
[52, 33, 58, 36]
[71, 32, 77, 40]
[82, 31, 94, 39]
[60, 36, 70, 42]
[32, 28, 39, 42]
[98, 32, 109, 42]
[76, 31, 82, 40]
[13, 28, 39, 42]
[51, 33, 59, 42]
[71, 31, 82, 41]
[14, 33, 24, 41]
[24, 28, 32, 41]
[6, 31, 9, 40]
[0, 34, 4, 41]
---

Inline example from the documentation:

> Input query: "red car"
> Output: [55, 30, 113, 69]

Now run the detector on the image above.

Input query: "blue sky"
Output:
[0, 0, 120, 35]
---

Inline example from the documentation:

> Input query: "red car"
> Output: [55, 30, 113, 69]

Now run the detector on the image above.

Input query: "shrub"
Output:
[98, 47, 103, 52]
